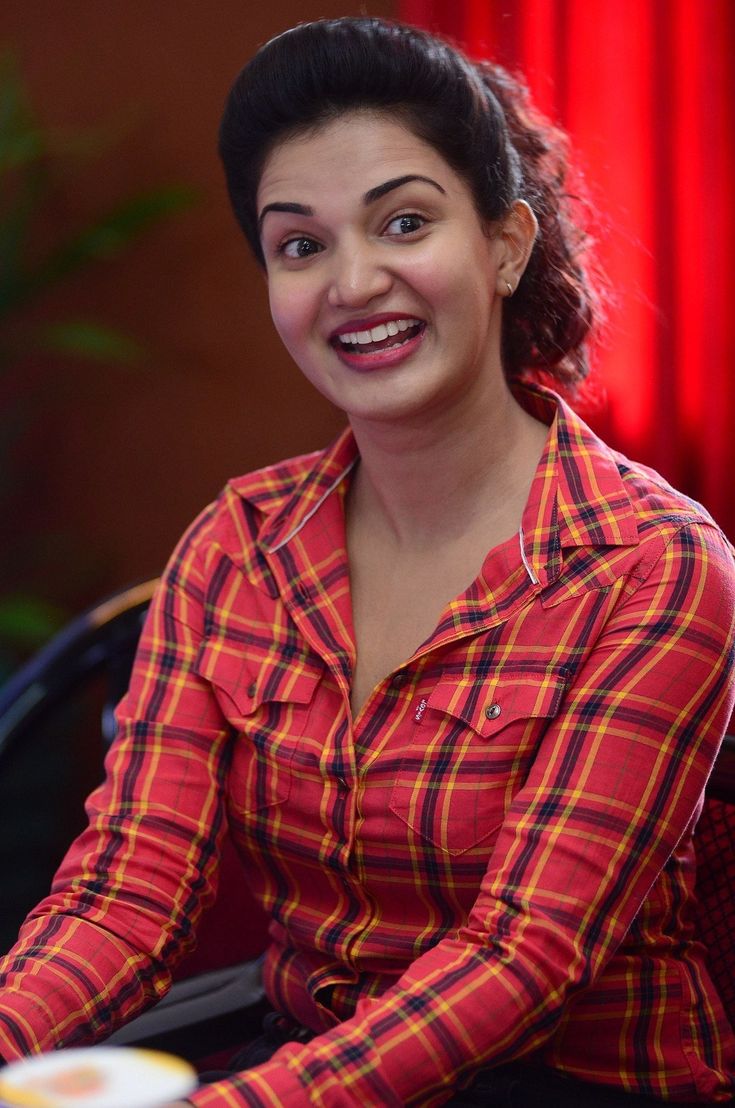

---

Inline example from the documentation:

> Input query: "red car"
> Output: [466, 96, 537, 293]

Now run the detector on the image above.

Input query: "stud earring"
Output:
[505, 280, 514, 297]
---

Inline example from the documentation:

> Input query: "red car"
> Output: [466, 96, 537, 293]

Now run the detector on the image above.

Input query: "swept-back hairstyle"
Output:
[219, 17, 602, 389]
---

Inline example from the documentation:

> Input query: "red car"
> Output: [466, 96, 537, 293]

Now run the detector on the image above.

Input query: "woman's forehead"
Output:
[257, 112, 456, 208]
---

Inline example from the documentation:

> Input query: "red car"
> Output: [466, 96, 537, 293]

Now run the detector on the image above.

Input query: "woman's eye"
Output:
[385, 213, 425, 236]
[280, 237, 322, 259]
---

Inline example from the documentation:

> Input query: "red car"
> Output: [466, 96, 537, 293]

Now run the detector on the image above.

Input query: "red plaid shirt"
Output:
[1, 386, 734, 1105]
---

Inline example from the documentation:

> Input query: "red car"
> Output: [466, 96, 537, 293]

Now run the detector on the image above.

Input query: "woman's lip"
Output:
[329, 313, 424, 340]
[331, 322, 426, 372]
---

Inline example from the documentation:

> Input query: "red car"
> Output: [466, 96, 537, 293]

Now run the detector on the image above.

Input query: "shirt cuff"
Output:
[188, 1056, 309, 1107]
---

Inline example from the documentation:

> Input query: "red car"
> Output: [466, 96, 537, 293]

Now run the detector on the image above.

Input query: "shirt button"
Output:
[390, 672, 410, 689]
[247, 681, 257, 698]
[484, 703, 502, 720]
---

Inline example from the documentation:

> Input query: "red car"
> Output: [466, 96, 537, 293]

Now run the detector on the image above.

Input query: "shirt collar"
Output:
[257, 428, 358, 554]
[518, 383, 639, 589]
[251, 384, 638, 576]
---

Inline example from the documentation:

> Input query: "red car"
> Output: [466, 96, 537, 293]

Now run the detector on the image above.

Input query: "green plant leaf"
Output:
[3, 184, 198, 312]
[0, 594, 65, 646]
[37, 320, 144, 364]
[0, 128, 45, 174]
[0, 51, 48, 303]
[40, 184, 198, 275]
[0, 164, 48, 310]
[0, 50, 41, 174]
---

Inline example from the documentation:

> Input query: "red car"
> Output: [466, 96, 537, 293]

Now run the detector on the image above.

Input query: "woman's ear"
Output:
[496, 200, 538, 297]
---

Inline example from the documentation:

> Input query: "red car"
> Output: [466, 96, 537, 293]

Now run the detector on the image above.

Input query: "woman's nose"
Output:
[326, 242, 392, 308]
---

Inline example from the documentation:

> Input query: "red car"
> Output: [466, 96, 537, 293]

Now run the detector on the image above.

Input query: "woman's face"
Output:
[257, 112, 528, 430]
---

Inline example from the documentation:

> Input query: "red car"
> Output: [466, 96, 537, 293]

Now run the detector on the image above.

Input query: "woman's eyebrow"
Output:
[258, 201, 313, 233]
[258, 175, 445, 233]
[363, 174, 446, 204]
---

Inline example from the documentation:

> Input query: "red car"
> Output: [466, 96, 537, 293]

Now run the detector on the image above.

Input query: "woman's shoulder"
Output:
[611, 447, 724, 539]
[225, 446, 329, 514]
[179, 448, 326, 549]
[534, 384, 730, 554]
[548, 386, 725, 540]
[600, 449, 735, 608]
[546, 390, 735, 592]
[166, 437, 352, 575]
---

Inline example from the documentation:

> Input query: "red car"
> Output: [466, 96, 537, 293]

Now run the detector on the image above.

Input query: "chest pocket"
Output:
[195, 637, 321, 814]
[389, 667, 568, 856]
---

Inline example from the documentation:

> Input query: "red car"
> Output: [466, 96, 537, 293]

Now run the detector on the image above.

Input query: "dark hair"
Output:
[219, 17, 601, 389]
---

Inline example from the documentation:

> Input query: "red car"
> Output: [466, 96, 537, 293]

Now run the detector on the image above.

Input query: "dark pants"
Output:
[202, 1013, 715, 1106]
[445, 1062, 709, 1106]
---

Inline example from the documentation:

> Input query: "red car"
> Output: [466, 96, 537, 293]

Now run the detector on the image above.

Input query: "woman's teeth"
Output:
[337, 318, 422, 347]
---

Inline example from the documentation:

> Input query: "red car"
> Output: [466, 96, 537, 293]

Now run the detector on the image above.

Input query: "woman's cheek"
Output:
[268, 301, 299, 357]
[269, 281, 314, 349]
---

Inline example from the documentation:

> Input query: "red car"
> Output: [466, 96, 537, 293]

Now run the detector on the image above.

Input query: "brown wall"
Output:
[2, 1, 393, 610]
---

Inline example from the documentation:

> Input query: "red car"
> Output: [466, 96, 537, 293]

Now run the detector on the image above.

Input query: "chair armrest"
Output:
[106, 958, 269, 1061]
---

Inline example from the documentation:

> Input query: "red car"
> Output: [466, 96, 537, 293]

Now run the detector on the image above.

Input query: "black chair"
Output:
[0, 580, 157, 758]
[0, 581, 159, 952]
[0, 581, 268, 1065]
[1, 587, 734, 1060]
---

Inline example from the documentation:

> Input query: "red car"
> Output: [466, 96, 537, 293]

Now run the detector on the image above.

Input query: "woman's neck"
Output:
[347, 382, 549, 552]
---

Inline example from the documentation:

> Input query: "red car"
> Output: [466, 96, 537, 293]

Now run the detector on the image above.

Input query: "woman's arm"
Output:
[0, 503, 233, 1060]
[186, 519, 735, 1106]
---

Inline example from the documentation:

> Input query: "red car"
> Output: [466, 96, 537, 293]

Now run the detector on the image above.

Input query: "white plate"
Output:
[0, 1046, 196, 1108]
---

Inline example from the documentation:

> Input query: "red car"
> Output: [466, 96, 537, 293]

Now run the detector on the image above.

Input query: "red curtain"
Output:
[399, 0, 735, 540]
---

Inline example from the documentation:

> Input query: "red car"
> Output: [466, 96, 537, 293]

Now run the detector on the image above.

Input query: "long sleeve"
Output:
[1, 393, 733, 1104]
[0, 504, 232, 1059]
[189, 520, 735, 1106]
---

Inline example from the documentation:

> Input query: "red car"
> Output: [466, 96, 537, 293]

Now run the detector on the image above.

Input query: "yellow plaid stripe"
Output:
[1, 386, 734, 1105]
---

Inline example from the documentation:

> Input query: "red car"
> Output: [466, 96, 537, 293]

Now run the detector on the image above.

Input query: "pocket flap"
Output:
[427, 667, 568, 739]
[195, 637, 321, 715]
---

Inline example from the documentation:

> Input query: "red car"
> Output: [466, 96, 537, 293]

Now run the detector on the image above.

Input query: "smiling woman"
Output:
[256, 113, 538, 438]
[0, 16, 734, 1108]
